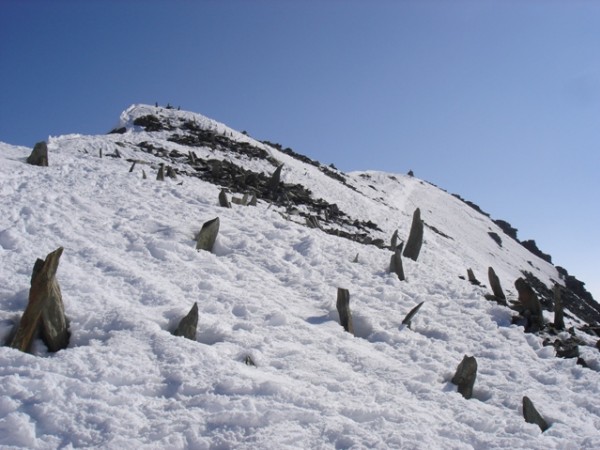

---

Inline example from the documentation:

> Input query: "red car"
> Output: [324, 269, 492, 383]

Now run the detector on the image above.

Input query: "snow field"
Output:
[0, 111, 599, 449]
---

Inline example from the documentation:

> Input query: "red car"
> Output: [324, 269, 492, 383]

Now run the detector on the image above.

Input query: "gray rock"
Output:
[26, 141, 49, 166]
[403, 208, 423, 261]
[173, 303, 198, 340]
[218, 189, 231, 208]
[336, 288, 354, 335]
[522, 396, 549, 432]
[553, 284, 565, 330]
[451, 355, 477, 399]
[389, 244, 405, 281]
[401, 301, 424, 329]
[467, 268, 480, 286]
[196, 217, 220, 252]
[10, 247, 69, 353]
[488, 267, 506, 301]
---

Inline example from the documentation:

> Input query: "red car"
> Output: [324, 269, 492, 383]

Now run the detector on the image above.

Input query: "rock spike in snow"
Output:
[553, 284, 565, 331]
[26, 141, 49, 167]
[248, 193, 258, 206]
[129, 161, 136, 173]
[196, 217, 220, 252]
[142, 169, 147, 179]
[267, 164, 284, 193]
[401, 301, 424, 329]
[218, 189, 231, 208]
[403, 208, 423, 261]
[487, 267, 505, 300]
[166, 166, 177, 180]
[172, 303, 198, 340]
[352, 253, 359, 263]
[244, 355, 256, 366]
[390, 229, 399, 250]
[451, 355, 477, 399]
[10, 247, 70, 353]
[336, 288, 354, 335]
[467, 268, 481, 286]
[389, 244, 405, 281]
[522, 396, 549, 432]
[156, 164, 165, 181]
[514, 278, 544, 333]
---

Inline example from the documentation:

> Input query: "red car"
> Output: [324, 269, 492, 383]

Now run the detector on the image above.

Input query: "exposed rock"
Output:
[451, 355, 477, 399]
[521, 239, 552, 264]
[522, 396, 549, 432]
[218, 189, 231, 208]
[267, 164, 284, 195]
[390, 229, 399, 250]
[493, 219, 518, 240]
[244, 355, 256, 366]
[487, 267, 506, 302]
[196, 217, 220, 252]
[403, 208, 423, 261]
[10, 247, 70, 353]
[513, 278, 544, 333]
[467, 269, 481, 286]
[488, 232, 502, 247]
[401, 301, 424, 329]
[336, 288, 354, 335]
[156, 164, 165, 181]
[389, 244, 405, 281]
[173, 303, 198, 340]
[26, 141, 49, 167]
[553, 284, 565, 331]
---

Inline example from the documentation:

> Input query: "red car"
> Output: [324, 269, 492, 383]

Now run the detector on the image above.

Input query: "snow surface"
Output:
[0, 105, 599, 449]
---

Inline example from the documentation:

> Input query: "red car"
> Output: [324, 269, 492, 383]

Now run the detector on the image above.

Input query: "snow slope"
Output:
[0, 105, 599, 449]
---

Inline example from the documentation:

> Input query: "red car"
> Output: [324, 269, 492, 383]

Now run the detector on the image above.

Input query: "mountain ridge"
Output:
[0, 103, 599, 448]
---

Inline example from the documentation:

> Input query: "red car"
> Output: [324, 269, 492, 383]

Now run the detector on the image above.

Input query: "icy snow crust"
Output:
[0, 105, 599, 448]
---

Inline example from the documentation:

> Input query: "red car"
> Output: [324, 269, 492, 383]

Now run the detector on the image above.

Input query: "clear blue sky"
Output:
[1, 0, 599, 299]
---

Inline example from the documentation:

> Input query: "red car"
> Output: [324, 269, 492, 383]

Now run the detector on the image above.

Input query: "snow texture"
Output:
[0, 104, 599, 449]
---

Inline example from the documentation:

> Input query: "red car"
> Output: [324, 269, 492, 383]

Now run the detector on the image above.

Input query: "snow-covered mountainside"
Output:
[1, 104, 599, 449]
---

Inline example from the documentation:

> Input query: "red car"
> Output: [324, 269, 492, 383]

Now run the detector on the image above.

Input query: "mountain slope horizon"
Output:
[0, 103, 599, 448]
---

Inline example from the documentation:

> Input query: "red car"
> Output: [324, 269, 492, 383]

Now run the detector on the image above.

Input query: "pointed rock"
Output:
[451, 355, 477, 399]
[403, 208, 424, 261]
[390, 229, 399, 250]
[218, 189, 231, 208]
[389, 244, 405, 281]
[467, 268, 481, 286]
[336, 288, 354, 335]
[553, 284, 565, 331]
[10, 247, 70, 353]
[514, 278, 544, 333]
[26, 141, 49, 167]
[522, 396, 549, 432]
[401, 301, 424, 329]
[196, 217, 220, 252]
[267, 164, 284, 194]
[488, 267, 505, 301]
[173, 303, 198, 340]
[156, 164, 165, 181]
[248, 193, 258, 206]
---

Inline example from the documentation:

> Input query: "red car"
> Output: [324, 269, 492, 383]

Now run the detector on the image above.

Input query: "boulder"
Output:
[522, 396, 549, 432]
[196, 217, 220, 252]
[26, 141, 49, 166]
[173, 303, 198, 340]
[451, 355, 477, 399]
[403, 208, 423, 261]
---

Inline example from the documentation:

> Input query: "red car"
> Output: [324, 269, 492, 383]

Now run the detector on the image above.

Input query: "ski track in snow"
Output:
[0, 106, 599, 449]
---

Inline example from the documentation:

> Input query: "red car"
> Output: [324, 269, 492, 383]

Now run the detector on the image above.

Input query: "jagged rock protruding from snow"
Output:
[244, 355, 256, 366]
[156, 164, 165, 181]
[513, 278, 544, 333]
[403, 208, 423, 261]
[389, 244, 405, 281]
[553, 284, 565, 331]
[390, 230, 399, 250]
[26, 141, 49, 167]
[166, 166, 177, 179]
[467, 268, 481, 286]
[10, 247, 70, 353]
[218, 189, 231, 208]
[306, 216, 321, 229]
[488, 267, 506, 301]
[142, 169, 147, 179]
[336, 288, 354, 335]
[401, 301, 424, 329]
[196, 217, 220, 252]
[451, 355, 477, 399]
[248, 193, 258, 206]
[172, 303, 198, 340]
[267, 164, 284, 194]
[522, 396, 549, 432]
[352, 253, 359, 263]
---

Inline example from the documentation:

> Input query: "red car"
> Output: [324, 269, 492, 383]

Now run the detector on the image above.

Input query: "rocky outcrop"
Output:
[26, 141, 49, 167]
[10, 247, 70, 353]
[451, 355, 477, 399]
[403, 208, 423, 261]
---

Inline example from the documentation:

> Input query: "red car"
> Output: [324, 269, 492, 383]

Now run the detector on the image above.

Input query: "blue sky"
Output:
[1, 0, 599, 299]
